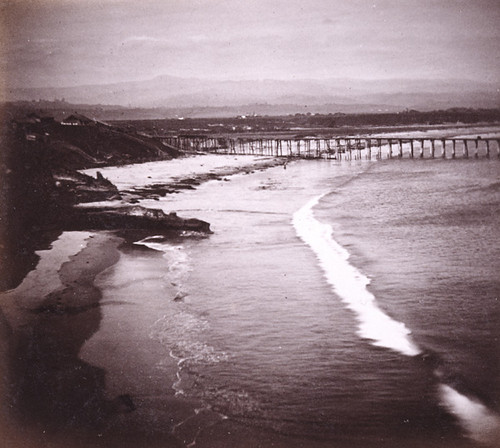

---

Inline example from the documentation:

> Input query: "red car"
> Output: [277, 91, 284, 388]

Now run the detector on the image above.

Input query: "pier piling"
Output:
[164, 135, 497, 161]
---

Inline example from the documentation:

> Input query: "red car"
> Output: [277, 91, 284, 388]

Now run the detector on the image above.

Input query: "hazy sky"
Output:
[2, 0, 499, 88]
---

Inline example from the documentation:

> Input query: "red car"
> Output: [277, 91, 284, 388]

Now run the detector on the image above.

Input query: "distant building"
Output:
[61, 113, 94, 126]
[11, 113, 53, 143]
[40, 116, 56, 125]
[26, 112, 42, 122]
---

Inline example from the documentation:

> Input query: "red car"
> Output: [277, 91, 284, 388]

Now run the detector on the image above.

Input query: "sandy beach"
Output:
[0, 155, 287, 448]
[0, 231, 184, 448]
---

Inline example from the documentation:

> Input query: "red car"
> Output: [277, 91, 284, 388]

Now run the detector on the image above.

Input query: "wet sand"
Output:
[0, 154, 288, 448]
[0, 232, 182, 448]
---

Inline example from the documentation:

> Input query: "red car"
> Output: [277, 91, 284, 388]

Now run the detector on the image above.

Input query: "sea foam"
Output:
[293, 194, 421, 357]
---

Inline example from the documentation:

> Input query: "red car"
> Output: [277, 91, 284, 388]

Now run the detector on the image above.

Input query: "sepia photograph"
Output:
[0, 1, 499, 447]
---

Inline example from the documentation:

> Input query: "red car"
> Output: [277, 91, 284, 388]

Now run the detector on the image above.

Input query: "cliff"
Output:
[0, 118, 208, 291]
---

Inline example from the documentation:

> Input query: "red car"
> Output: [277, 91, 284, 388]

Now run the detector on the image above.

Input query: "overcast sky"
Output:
[2, 0, 499, 88]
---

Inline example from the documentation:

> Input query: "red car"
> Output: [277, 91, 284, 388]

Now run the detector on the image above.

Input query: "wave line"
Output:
[293, 193, 420, 357]
[293, 193, 500, 446]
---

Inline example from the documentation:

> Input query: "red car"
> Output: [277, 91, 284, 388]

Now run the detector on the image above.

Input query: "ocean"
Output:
[72, 155, 499, 446]
[0, 149, 476, 448]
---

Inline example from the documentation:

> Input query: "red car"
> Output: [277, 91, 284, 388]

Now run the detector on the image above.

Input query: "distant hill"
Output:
[7, 111, 180, 169]
[2, 99, 404, 121]
[4, 100, 500, 125]
[5, 76, 499, 113]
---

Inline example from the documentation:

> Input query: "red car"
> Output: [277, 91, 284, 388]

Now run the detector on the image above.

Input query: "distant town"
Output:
[5, 100, 500, 141]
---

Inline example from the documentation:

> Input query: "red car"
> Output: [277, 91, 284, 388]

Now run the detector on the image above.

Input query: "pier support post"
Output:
[193, 135, 500, 162]
[325, 139, 331, 158]
[354, 139, 359, 160]
[326, 139, 332, 158]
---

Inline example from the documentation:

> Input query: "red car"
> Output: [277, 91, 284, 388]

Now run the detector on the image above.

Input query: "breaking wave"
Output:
[293, 193, 500, 446]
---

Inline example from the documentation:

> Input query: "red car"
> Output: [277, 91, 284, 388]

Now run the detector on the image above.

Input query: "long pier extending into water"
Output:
[163, 136, 500, 160]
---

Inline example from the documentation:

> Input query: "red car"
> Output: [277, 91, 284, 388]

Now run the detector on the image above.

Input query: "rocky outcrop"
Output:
[53, 169, 121, 203]
[68, 206, 211, 233]
[0, 123, 209, 291]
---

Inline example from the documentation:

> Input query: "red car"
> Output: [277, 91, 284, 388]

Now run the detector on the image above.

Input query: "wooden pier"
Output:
[162, 136, 500, 160]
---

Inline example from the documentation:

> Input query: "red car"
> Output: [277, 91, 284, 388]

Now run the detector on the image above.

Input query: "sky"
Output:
[1, 0, 499, 88]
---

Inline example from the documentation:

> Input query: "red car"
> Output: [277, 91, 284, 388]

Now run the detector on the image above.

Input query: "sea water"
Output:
[80, 156, 499, 447]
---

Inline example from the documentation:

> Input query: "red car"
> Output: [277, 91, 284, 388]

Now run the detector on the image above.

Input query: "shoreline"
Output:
[0, 231, 184, 448]
[0, 155, 286, 448]
[80, 154, 285, 205]
[2, 152, 496, 447]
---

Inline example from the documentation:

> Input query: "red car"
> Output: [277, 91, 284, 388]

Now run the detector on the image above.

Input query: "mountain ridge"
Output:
[6, 76, 499, 111]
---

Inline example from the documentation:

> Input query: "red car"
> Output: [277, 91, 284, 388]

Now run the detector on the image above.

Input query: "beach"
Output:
[0, 232, 184, 448]
[0, 155, 289, 448]
[1, 139, 499, 447]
